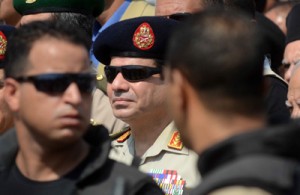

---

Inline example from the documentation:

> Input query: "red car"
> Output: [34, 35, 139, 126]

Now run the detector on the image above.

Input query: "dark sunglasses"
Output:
[165, 12, 192, 21]
[104, 65, 162, 83]
[13, 73, 95, 94]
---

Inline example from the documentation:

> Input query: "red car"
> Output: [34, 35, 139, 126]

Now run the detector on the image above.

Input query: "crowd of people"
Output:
[0, 0, 300, 194]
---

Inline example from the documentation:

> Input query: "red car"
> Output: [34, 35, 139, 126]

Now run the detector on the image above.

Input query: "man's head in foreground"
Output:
[165, 8, 266, 154]
[4, 21, 94, 146]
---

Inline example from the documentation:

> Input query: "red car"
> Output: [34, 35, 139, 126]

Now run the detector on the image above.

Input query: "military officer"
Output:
[93, 16, 201, 194]
[90, 0, 156, 133]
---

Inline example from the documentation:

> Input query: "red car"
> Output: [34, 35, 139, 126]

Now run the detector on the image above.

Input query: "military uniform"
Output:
[93, 17, 196, 194]
[110, 122, 201, 194]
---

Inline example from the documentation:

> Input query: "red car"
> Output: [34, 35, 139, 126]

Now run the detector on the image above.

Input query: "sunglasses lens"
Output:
[122, 66, 148, 81]
[104, 66, 118, 83]
[16, 74, 95, 94]
[76, 75, 95, 93]
[105, 65, 162, 83]
[34, 75, 68, 93]
[168, 13, 192, 21]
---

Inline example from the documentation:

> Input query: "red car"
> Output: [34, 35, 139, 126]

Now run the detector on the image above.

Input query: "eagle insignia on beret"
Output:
[133, 22, 155, 50]
[0, 31, 7, 61]
[25, 0, 37, 4]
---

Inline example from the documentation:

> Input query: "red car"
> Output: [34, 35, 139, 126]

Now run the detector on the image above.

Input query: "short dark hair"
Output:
[202, 0, 223, 7]
[203, 0, 255, 18]
[52, 12, 95, 37]
[223, 0, 256, 19]
[5, 21, 91, 78]
[167, 9, 265, 117]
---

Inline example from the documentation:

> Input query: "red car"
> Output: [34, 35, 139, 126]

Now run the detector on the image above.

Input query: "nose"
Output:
[63, 83, 83, 105]
[284, 67, 292, 82]
[284, 65, 293, 82]
[109, 72, 130, 92]
[291, 101, 300, 119]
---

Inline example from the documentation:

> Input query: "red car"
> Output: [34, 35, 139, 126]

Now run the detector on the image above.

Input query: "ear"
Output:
[168, 69, 189, 120]
[4, 78, 20, 112]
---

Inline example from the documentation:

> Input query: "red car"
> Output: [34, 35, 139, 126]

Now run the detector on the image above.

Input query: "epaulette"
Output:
[168, 131, 183, 150]
[90, 118, 100, 126]
[109, 126, 131, 142]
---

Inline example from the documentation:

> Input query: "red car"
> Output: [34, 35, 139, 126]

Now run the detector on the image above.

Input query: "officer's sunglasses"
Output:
[104, 65, 162, 83]
[13, 73, 95, 94]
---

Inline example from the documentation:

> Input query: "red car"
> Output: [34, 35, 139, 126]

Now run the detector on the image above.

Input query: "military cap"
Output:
[93, 16, 179, 65]
[13, 0, 104, 17]
[0, 25, 16, 69]
[286, 4, 300, 44]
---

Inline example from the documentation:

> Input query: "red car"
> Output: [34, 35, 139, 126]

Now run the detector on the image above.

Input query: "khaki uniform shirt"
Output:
[110, 122, 201, 194]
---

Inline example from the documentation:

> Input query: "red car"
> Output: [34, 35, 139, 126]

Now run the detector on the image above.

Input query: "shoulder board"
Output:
[168, 131, 183, 150]
[116, 130, 131, 143]
[90, 118, 101, 126]
[109, 126, 131, 141]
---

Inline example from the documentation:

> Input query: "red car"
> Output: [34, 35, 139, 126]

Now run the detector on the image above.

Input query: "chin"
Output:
[58, 126, 86, 138]
[113, 110, 135, 121]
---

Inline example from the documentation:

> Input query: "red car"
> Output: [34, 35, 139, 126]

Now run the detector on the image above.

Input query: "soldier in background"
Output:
[282, 4, 300, 82]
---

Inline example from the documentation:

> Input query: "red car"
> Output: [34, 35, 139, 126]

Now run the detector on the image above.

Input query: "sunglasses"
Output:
[13, 73, 95, 94]
[165, 12, 192, 21]
[104, 65, 162, 83]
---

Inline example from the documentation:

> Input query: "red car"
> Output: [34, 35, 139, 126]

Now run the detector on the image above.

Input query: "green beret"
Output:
[14, 0, 105, 17]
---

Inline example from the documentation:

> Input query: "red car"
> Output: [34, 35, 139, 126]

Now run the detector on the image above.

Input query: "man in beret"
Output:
[0, 20, 163, 194]
[93, 16, 200, 195]
[91, 0, 156, 133]
[0, 24, 14, 133]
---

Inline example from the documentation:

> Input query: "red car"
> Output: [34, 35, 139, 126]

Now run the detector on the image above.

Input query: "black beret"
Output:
[255, 12, 285, 71]
[14, 0, 105, 17]
[0, 25, 16, 69]
[93, 16, 179, 65]
[286, 4, 300, 44]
